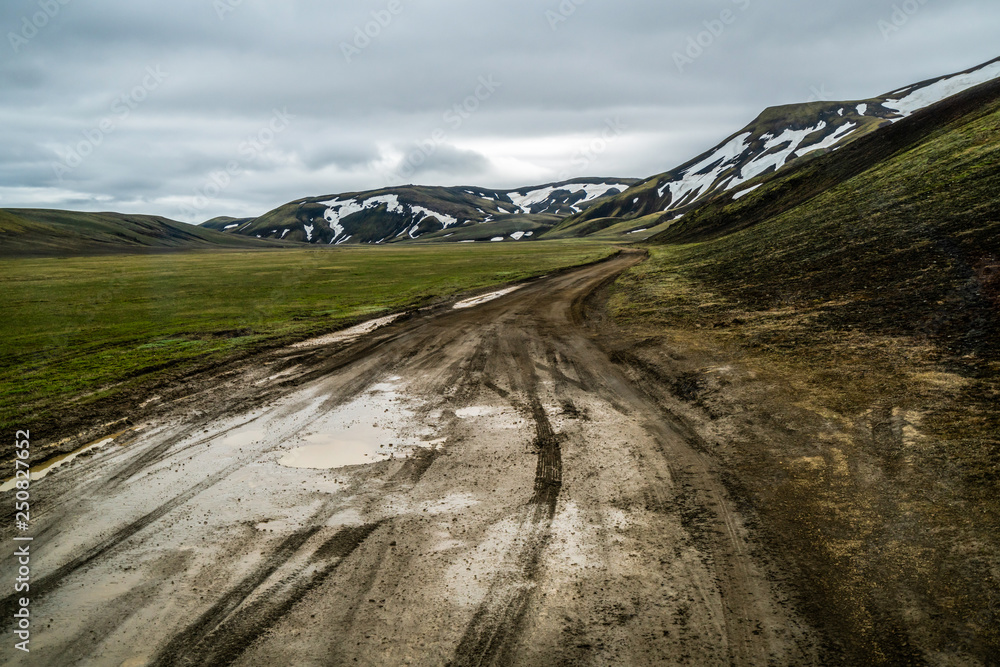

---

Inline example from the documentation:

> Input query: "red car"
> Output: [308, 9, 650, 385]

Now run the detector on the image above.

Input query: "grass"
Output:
[0, 241, 614, 439]
[610, 246, 1000, 662]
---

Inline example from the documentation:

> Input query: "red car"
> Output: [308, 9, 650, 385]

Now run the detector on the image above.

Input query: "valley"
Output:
[2, 53, 999, 666]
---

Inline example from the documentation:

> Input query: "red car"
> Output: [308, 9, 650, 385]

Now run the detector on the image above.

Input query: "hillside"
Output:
[201, 178, 636, 245]
[549, 56, 1000, 239]
[603, 64, 1000, 663]
[0, 209, 288, 257]
[653, 75, 1000, 244]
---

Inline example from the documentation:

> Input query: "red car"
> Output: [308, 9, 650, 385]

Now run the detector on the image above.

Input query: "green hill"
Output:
[606, 70, 1000, 663]
[0, 209, 287, 257]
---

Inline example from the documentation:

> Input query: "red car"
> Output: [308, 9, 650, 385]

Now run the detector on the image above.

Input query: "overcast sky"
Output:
[1, 0, 997, 223]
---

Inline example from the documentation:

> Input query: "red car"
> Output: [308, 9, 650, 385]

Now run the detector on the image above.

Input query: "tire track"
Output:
[605, 349, 777, 666]
[449, 339, 562, 667]
[102, 416, 260, 490]
[0, 458, 245, 623]
[1, 367, 392, 628]
[150, 522, 383, 667]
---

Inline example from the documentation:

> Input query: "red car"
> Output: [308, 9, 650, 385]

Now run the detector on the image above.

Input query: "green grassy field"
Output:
[1, 241, 614, 438]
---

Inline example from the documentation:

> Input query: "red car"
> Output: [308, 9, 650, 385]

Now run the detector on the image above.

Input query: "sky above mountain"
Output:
[2, 0, 998, 223]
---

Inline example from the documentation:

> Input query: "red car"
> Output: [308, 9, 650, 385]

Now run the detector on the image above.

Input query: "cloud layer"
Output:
[2, 0, 997, 222]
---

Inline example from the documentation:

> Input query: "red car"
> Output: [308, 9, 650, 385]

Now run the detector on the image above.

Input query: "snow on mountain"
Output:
[564, 56, 1000, 228]
[506, 181, 632, 214]
[410, 206, 459, 229]
[203, 58, 1000, 246]
[513, 182, 632, 214]
[651, 120, 859, 214]
[881, 59, 1000, 118]
[206, 177, 637, 245]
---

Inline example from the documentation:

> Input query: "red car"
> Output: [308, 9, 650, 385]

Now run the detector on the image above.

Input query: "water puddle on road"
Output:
[455, 406, 498, 418]
[278, 377, 436, 470]
[453, 285, 524, 310]
[0, 428, 132, 492]
[291, 313, 403, 349]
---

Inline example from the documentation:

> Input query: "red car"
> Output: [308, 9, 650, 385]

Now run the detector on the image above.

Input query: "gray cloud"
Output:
[394, 143, 491, 179]
[0, 0, 997, 222]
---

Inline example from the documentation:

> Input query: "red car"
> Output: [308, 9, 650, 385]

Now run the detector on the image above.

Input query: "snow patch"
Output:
[883, 61, 1000, 118]
[304, 224, 314, 242]
[411, 205, 459, 229]
[732, 184, 762, 200]
[730, 123, 827, 188]
[322, 194, 405, 232]
[658, 132, 751, 209]
[796, 122, 857, 157]
[507, 182, 631, 213]
[224, 223, 239, 230]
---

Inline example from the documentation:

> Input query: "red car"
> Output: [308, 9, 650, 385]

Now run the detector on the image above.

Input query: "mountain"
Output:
[546, 56, 1000, 239]
[0, 209, 289, 257]
[651, 74, 1000, 245]
[200, 178, 637, 245]
[645, 70, 1000, 353]
[609, 64, 1000, 665]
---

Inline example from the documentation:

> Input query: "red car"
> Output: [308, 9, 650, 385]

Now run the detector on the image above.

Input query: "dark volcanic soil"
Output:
[1, 252, 824, 665]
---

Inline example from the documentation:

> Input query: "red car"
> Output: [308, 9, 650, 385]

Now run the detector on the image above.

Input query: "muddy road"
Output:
[1, 251, 820, 666]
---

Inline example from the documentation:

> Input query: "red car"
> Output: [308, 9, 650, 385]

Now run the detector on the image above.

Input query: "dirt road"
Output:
[1, 251, 820, 666]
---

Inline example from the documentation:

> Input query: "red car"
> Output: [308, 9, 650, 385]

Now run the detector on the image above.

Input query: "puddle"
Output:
[453, 285, 524, 310]
[278, 378, 434, 470]
[292, 314, 403, 348]
[1, 429, 129, 492]
[218, 428, 268, 449]
[455, 406, 498, 419]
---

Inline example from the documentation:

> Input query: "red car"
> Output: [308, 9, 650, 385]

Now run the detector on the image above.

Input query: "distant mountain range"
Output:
[204, 56, 999, 245]
[3, 56, 998, 255]
[200, 178, 638, 245]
